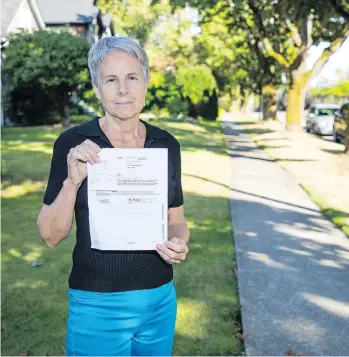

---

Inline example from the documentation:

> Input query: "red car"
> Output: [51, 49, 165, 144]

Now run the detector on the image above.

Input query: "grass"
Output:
[300, 186, 349, 237]
[1, 119, 243, 356]
[244, 120, 349, 238]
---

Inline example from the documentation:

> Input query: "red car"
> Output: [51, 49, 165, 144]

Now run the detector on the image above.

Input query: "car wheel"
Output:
[333, 131, 340, 143]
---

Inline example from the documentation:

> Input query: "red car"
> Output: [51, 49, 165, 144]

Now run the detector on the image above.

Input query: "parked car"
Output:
[305, 103, 340, 135]
[333, 102, 349, 144]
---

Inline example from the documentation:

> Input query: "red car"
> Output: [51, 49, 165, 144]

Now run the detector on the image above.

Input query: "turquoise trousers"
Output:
[66, 280, 177, 356]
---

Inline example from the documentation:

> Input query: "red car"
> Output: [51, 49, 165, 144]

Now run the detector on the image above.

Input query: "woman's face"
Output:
[94, 51, 147, 121]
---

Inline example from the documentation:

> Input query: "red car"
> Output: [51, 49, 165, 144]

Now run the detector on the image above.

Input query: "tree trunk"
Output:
[239, 85, 247, 112]
[286, 71, 307, 131]
[262, 84, 277, 121]
[61, 91, 71, 128]
[61, 104, 71, 128]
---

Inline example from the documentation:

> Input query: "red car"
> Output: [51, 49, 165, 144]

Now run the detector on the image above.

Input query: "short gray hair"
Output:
[88, 37, 150, 86]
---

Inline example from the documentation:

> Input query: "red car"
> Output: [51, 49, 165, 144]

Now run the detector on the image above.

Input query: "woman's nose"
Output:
[117, 79, 129, 95]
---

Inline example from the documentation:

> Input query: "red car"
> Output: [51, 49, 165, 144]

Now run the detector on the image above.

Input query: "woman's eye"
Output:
[107, 78, 115, 83]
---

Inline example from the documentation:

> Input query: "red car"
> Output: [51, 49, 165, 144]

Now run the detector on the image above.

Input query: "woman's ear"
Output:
[93, 84, 101, 101]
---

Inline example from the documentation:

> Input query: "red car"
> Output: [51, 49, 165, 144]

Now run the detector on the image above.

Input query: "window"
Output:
[317, 108, 337, 116]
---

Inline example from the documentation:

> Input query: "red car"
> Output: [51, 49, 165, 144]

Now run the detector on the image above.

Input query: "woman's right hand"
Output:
[67, 139, 101, 187]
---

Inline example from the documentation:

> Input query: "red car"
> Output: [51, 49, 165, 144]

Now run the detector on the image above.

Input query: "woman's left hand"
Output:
[156, 237, 189, 265]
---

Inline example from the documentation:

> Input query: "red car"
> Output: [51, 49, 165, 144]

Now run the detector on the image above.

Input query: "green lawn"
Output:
[1, 119, 243, 356]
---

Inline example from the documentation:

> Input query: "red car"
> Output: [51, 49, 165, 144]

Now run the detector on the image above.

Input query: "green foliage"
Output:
[2, 30, 91, 125]
[197, 89, 218, 121]
[176, 65, 217, 104]
[98, 0, 168, 46]
[146, 71, 189, 117]
[310, 80, 349, 99]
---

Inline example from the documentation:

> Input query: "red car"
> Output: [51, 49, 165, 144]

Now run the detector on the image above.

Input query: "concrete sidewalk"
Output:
[222, 117, 349, 356]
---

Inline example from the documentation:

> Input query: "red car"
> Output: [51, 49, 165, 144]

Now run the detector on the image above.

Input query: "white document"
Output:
[87, 148, 168, 250]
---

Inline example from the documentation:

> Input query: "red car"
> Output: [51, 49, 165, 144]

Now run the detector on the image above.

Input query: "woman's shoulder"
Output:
[53, 124, 80, 149]
[144, 120, 180, 148]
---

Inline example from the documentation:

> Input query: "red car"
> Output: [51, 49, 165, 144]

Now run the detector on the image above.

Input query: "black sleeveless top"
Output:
[43, 117, 184, 292]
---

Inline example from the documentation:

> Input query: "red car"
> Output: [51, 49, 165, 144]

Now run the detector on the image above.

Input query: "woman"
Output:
[37, 36, 190, 356]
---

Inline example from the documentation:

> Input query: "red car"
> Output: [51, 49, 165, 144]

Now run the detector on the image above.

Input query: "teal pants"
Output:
[66, 280, 177, 356]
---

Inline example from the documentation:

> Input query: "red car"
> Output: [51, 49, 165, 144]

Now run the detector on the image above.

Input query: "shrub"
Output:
[2, 30, 91, 126]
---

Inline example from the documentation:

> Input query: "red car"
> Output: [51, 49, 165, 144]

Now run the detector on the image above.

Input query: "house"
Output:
[1, 0, 114, 46]
[1, 0, 46, 46]
[35, 0, 115, 43]
[1, 0, 114, 126]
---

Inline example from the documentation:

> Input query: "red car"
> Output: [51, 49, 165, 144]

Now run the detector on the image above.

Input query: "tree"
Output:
[168, 0, 349, 129]
[98, 0, 169, 46]
[2, 30, 90, 126]
[242, 0, 349, 130]
[166, 0, 285, 120]
[145, 5, 220, 119]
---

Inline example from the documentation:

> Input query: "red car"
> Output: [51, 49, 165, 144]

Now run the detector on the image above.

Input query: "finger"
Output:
[157, 244, 177, 258]
[74, 146, 95, 164]
[71, 150, 90, 163]
[157, 244, 186, 261]
[164, 240, 188, 253]
[178, 239, 189, 253]
[81, 142, 100, 163]
[156, 249, 180, 264]
[84, 140, 102, 156]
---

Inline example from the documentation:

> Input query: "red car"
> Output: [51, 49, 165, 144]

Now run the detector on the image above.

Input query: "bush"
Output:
[146, 71, 189, 118]
[197, 89, 218, 121]
[176, 65, 217, 105]
[2, 30, 91, 126]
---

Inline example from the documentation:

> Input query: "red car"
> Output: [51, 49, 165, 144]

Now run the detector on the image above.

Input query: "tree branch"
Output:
[247, 0, 291, 68]
[274, 2, 302, 48]
[285, 19, 302, 48]
[307, 30, 349, 82]
[290, 12, 314, 71]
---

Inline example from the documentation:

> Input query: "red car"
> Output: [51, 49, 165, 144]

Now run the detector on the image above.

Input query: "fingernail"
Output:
[156, 244, 161, 249]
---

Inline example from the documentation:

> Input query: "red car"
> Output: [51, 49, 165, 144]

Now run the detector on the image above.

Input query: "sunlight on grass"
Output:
[181, 151, 231, 199]
[164, 121, 208, 133]
[23, 246, 44, 262]
[14, 280, 48, 289]
[8, 248, 22, 258]
[2, 127, 62, 142]
[1, 141, 53, 154]
[1, 180, 46, 198]
[3, 245, 44, 264]
[301, 185, 349, 237]
[176, 298, 209, 338]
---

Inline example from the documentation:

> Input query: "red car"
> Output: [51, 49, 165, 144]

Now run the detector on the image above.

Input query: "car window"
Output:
[317, 108, 337, 116]
[309, 107, 315, 114]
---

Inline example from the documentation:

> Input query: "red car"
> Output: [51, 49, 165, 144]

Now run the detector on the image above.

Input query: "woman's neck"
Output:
[99, 114, 145, 142]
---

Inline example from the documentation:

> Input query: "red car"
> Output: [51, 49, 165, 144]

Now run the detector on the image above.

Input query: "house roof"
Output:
[102, 14, 113, 28]
[1, 0, 23, 37]
[35, 0, 99, 24]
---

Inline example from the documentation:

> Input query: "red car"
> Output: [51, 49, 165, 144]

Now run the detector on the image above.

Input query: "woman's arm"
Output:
[168, 205, 190, 243]
[38, 138, 101, 248]
[37, 178, 79, 248]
